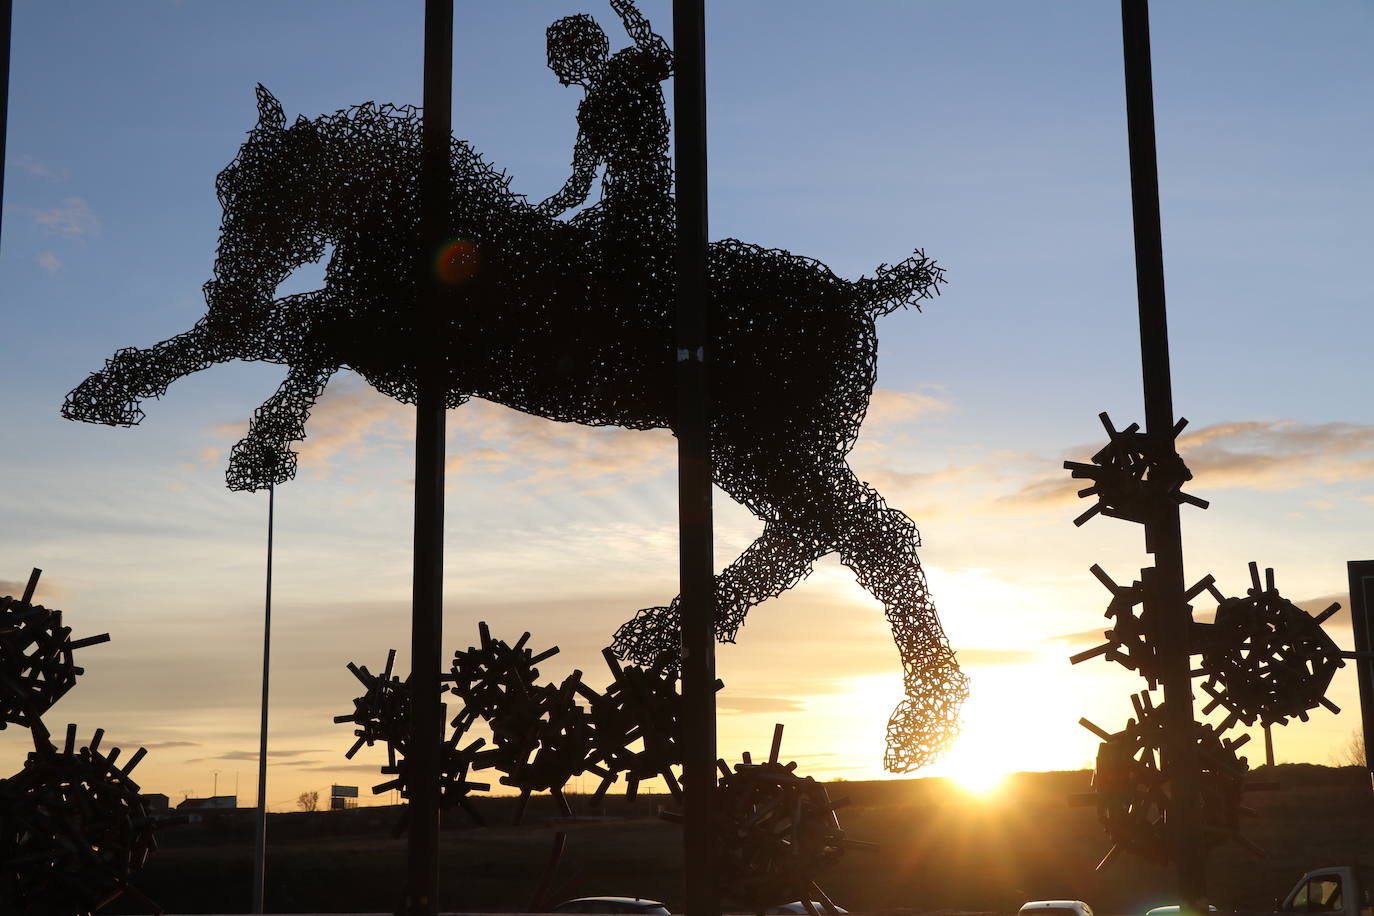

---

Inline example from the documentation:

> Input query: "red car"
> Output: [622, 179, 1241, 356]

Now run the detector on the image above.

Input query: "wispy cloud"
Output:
[865, 387, 953, 426]
[1046, 627, 1111, 646]
[954, 647, 1044, 666]
[1178, 420, 1374, 491]
[187, 748, 327, 763]
[33, 197, 100, 238]
[297, 762, 391, 774]
[717, 695, 808, 715]
[103, 739, 202, 751]
[0, 575, 61, 602]
[35, 252, 61, 273]
[221, 381, 675, 490]
[998, 418, 1374, 513]
[16, 154, 65, 182]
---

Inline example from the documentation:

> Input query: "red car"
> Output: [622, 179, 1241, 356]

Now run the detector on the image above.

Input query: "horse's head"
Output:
[202, 86, 332, 342]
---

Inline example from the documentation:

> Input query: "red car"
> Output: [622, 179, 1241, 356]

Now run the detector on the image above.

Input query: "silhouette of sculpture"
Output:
[61, 1, 966, 771]
[0, 570, 160, 915]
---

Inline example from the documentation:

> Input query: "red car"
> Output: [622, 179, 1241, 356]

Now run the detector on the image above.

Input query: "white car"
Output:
[1019, 900, 1094, 916]
[1145, 907, 1218, 916]
[552, 897, 670, 915]
[765, 904, 849, 915]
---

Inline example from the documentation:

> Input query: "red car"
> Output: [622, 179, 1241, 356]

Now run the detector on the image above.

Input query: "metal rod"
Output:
[404, 2, 452, 914]
[251, 483, 274, 914]
[672, 2, 718, 915]
[1263, 722, 1274, 768]
[0, 0, 11, 253]
[1119, 2, 1206, 910]
[1346, 560, 1374, 792]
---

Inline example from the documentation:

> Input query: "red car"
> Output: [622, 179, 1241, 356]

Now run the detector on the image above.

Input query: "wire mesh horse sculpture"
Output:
[61, 85, 967, 771]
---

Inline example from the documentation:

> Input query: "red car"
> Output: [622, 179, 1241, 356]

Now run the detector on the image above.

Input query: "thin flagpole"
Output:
[252, 483, 274, 914]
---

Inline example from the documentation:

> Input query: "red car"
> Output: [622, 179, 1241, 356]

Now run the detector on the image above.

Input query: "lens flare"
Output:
[436, 239, 480, 285]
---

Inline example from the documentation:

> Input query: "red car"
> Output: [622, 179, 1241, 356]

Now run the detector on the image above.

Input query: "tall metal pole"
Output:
[404, 2, 452, 914]
[1, 0, 12, 252]
[251, 484, 274, 914]
[672, 2, 719, 915]
[1119, 2, 1206, 911]
[1346, 560, 1374, 791]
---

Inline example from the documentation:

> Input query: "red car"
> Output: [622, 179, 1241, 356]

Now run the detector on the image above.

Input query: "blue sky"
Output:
[2, 1, 1372, 808]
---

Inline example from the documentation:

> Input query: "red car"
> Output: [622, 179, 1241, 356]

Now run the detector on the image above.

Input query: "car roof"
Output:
[561, 897, 666, 906]
[1021, 903, 1090, 910]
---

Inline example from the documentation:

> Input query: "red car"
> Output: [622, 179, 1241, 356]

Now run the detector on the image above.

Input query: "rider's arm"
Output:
[536, 131, 597, 217]
[610, 0, 671, 69]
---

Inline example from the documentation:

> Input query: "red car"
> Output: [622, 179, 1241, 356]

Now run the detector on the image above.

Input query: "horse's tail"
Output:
[853, 249, 945, 318]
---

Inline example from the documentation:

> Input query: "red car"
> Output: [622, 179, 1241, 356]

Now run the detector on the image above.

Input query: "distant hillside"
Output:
[103, 766, 1374, 914]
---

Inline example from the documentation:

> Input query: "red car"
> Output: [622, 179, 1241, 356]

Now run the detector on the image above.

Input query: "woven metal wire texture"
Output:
[63, 1, 962, 771]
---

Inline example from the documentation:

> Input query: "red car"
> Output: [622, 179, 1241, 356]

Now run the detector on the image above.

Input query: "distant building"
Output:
[330, 785, 359, 810]
[140, 793, 169, 814]
[176, 795, 237, 823]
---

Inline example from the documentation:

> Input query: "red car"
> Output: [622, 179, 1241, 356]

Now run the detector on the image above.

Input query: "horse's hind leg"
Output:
[226, 361, 338, 492]
[829, 469, 967, 773]
[610, 519, 825, 667]
[62, 322, 221, 426]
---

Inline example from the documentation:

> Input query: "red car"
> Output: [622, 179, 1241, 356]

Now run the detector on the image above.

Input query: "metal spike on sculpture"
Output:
[61, 0, 965, 771]
[0, 569, 162, 916]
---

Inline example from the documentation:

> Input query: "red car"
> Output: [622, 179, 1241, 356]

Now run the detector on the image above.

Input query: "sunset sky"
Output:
[3, 1, 1372, 810]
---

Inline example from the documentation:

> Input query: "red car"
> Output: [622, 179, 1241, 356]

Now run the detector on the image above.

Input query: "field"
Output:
[105, 765, 1374, 915]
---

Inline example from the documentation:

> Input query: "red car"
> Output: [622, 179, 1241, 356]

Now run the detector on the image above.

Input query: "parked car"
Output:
[765, 903, 849, 915]
[1018, 900, 1094, 916]
[1145, 907, 1218, 916]
[551, 897, 671, 915]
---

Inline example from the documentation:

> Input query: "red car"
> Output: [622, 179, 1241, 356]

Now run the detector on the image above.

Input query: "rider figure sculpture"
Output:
[538, 0, 674, 310]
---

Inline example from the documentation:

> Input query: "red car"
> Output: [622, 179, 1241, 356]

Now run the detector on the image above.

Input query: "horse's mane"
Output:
[308, 100, 528, 206]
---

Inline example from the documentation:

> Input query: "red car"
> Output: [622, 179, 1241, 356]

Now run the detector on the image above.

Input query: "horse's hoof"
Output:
[609, 604, 680, 667]
[882, 687, 966, 773]
[61, 375, 145, 427]
[226, 438, 297, 492]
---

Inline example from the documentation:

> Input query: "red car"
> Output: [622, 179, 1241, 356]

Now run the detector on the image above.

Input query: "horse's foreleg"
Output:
[62, 322, 221, 427]
[610, 520, 826, 668]
[225, 361, 338, 492]
[831, 473, 967, 773]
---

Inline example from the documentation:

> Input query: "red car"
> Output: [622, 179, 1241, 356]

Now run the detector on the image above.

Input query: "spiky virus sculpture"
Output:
[0, 570, 161, 916]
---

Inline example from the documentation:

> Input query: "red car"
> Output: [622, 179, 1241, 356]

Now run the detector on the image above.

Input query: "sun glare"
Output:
[949, 756, 1009, 796]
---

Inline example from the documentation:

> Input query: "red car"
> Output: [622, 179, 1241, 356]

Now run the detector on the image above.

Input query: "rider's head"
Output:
[547, 14, 608, 86]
